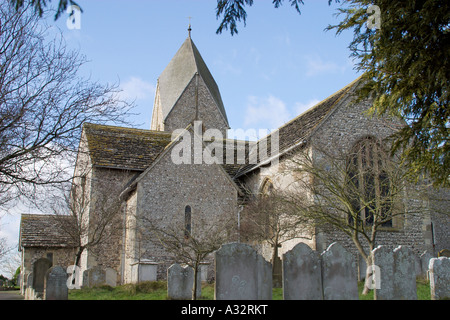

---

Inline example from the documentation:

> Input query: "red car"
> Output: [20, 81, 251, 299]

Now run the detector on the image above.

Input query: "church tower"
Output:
[150, 30, 229, 137]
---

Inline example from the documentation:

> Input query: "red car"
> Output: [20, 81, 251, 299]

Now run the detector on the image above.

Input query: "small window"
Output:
[46, 252, 54, 265]
[185, 206, 192, 238]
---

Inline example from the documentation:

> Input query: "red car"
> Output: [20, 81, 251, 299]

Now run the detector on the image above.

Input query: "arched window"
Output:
[184, 206, 192, 238]
[260, 178, 274, 196]
[347, 137, 392, 227]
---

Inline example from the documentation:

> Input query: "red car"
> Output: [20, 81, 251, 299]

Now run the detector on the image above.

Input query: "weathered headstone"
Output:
[130, 260, 158, 283]
[393, 246, 417, 300]
[215, 242, 272, 300]
[282, 243, 322, 300]
[32, 258, 52, 297]
[358, 254, 367, 281]
[44, 266, 68, 300]
[199, 262, 210, 282]
[420, 250, 434, 279]
[414, 254, 421, 277]
[25, 272, 34, 300]
[167, 263, 201, 300]
[105, 268, 117, 287]
[372, 245, 394, 300]
[429, 257, 450, 300]
[83, 266, 106, 287]
[321, 242, 358, 300]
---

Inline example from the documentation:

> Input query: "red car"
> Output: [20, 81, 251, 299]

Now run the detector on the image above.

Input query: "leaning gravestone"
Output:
[32, 258, 52, 298]
[393, 246, 417, 300]
[215, 243, 272, 300]
[167, 263, 201, 300]
[429, 257, 450, 300]
[321, 242, 358, 300]
[44, 266, 68, 300]
[372, 245, 394, 300]
[282, 243, 322, 300]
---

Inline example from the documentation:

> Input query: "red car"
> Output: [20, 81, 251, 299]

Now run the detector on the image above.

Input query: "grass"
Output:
[69, 279, 432, 300]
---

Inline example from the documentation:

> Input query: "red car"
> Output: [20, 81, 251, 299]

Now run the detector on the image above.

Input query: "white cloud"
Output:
[244, 95, 291, 130]
[305, 55, 346, 76]
[119, 77, 155, 101]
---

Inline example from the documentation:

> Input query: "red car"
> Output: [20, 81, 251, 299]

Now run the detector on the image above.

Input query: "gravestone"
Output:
[393, 246, 417, 300]
[429, 257, 450, 300]
[130, 260, 158, 283]
[199, 262, 210, 282]
[420, 250, 434, 279]
[414, 254, 421, 277]
[83, 266, 106, 287]
[372, 245, 394, 300]
[44, 266, 68, 300]
[282, 243, 322, 300]
[321, 242, 358, 300]
[167, 264, 201, 300]
[105, 268, 117, 287]
[215, 242, 272, 300]
[358, 254, 367, 281]
[32, 258, 52, 297]
[25, 272, 34, 300]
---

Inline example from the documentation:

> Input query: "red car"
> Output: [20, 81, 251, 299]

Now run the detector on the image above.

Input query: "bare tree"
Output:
[240, 188, 312, 285]
[283, 138, 419, 295]
[48, 174, 125, 269]
[0, 3, 133, 209]
[136, 209, 238, 300]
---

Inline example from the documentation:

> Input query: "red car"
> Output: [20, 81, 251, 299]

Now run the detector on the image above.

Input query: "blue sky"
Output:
[53, 0, 361, 133]
[1, 0, 362, 275]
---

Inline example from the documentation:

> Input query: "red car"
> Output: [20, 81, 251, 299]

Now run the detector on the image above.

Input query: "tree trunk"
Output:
[192, 259, 199, 300]
[362, 255, 374, 295]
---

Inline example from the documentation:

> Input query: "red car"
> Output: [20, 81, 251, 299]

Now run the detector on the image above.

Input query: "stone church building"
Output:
[19, 33, 449, 285]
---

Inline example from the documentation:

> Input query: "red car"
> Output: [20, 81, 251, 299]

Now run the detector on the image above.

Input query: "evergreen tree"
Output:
[216, 0, 450, 187]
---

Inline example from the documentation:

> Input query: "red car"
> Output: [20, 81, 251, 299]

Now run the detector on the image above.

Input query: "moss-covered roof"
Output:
[19, 214, 76, 249]
[83, 123, 173, 171]
[234, 77, 361, 177]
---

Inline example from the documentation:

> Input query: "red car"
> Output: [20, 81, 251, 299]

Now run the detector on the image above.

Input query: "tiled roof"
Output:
[83, 123, 173, 171]
[234, 77, 361, 177]
[19, 214, 76, 249]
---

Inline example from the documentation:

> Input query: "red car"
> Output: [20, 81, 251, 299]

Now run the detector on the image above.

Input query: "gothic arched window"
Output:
[260, 178, 274, 196]
[184, 205, 192, 238]
[347, 137, 393, 228]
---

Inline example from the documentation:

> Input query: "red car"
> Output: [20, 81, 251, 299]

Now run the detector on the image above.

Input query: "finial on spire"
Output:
[188, 16, 192, 38]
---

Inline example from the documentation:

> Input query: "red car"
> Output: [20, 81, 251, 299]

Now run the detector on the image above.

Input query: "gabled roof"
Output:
[83, 123, 172, 171]
[157, 37, 229, 126]
[19, 214, 76, 249]
[234, 76, 362, 177]
[120, 124, 246, 199]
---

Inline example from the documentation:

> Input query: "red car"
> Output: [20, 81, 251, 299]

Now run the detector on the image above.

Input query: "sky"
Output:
[0, 0, 362, 276]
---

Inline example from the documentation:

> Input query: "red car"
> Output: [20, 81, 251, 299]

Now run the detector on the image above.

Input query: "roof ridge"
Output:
[254, 76, 362, 144]
[83, 122, 172, 135]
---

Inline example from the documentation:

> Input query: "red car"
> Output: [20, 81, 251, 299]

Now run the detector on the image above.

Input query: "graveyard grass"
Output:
[68, 279, 431, 300]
